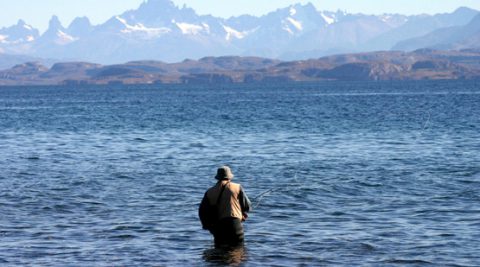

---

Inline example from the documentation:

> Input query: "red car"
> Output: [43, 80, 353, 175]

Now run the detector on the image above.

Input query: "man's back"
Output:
[205, 181, 244, 221]
[199, 166, 251, 246]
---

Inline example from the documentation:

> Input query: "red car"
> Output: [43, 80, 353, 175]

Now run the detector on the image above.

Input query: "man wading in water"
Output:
[199, 166, 251, 246]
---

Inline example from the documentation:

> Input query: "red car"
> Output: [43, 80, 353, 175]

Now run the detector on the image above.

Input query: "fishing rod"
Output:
[250, 172, 304, 209]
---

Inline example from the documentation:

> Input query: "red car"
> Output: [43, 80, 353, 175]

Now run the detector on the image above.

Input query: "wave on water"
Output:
[0, 81, 479, 266]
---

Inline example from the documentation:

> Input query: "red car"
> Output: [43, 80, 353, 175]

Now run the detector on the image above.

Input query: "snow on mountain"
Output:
[320, 12, 335, 25]
[0, 19, 39, 43]
[1, 0, 478, 64]
[109, 16, 170, 39]
[55, 30, 77, 45]
[221, 25, 242, 41]
[38, 15, 76, 45]
[122, 23, 171, 38]
[231, 3, 332, 58]
[0, 35, 8, 43]
[285, 17, 303, 32]
[175, 21, 206, 35]
[282, 12, 405, 60]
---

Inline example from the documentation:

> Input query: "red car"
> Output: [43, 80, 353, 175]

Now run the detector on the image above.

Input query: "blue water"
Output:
[1, 81, 479, 266]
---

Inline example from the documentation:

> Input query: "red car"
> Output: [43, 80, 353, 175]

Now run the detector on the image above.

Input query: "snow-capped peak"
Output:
[16, 19, 33, 31]
[0, 19, 39, 44]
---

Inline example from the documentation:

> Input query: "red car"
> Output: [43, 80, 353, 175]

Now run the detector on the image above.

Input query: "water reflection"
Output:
[203, 245, 247, 266]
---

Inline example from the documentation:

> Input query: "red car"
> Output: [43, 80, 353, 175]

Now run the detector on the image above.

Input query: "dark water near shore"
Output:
[1, 81, 479, 266]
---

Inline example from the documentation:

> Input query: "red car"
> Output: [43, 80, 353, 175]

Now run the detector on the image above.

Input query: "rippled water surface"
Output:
[1, 81, 479, 266]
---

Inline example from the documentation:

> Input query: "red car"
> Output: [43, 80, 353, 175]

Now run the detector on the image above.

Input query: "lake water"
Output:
[1, 81, 479, 266]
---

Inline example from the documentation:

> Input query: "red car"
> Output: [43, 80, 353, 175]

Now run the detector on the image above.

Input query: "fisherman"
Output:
[199, 166, 251, 246]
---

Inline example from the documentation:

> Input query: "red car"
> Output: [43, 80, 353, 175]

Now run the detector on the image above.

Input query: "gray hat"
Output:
[215, 166, 234, 180]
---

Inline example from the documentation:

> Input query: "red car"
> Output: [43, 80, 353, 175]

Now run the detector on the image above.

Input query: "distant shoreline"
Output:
[1, 49, 480, 86]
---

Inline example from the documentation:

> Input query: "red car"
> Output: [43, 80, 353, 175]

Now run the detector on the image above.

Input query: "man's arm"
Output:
[239, 186, 251, 213]
[198, 192, 211, 230]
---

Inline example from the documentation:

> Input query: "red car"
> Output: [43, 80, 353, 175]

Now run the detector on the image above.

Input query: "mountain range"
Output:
[0, 0, 479, 65]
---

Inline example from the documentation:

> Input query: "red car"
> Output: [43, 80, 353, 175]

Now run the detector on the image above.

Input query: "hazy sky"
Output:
[2, 0, 480, 33]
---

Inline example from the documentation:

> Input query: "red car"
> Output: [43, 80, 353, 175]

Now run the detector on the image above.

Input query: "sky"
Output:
[2, 0, 480, 33]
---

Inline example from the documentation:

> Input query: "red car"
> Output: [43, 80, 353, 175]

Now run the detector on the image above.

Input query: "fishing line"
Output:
[421, 110, 431, 132]
[411, 108, 432, 143]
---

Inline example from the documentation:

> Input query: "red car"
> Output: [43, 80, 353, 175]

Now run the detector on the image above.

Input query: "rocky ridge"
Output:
[1, 49, 479, 86]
